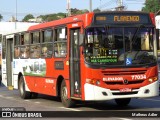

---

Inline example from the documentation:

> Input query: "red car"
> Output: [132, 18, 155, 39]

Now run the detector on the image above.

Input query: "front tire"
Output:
[60, 80, 75, 108]
[19, 76, 31, 99]
[115, 98, 131, 106]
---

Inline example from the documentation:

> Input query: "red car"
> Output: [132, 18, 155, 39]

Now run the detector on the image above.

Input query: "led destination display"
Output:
[94, 12, 151, 24]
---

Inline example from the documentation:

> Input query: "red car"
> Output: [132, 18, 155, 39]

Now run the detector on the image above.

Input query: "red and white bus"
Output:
[2, 11, 159, 107]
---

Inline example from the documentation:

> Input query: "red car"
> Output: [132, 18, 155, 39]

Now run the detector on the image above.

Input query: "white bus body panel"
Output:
[84, 81, 159, 101]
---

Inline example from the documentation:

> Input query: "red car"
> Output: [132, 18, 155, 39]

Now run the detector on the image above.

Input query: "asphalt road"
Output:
[0, 84, 160, 120]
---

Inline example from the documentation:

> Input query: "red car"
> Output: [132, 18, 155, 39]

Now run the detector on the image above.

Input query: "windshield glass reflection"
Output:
[84, 27, 156, 66]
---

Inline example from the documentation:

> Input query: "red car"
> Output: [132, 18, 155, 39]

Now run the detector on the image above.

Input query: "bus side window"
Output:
[21, 35, 24, 45]
[30, 45, 41, 58]
[34, 45, 40, 58]
[54, 27, 67, 57]
[42, 47, 48, 57]
[41, 45, 53, 58]
[14, 47, 20, 58]
[24, 46, 30, 58]
[14, 34, 20, 58]
[20, 46, 29, 58]
[41, 29, 53, 58]
[30, 31, 41, 58]
[54, 42, 67, 57]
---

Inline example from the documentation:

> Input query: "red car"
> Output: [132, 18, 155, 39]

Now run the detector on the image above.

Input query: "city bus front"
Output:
[83, 11, 159, 105]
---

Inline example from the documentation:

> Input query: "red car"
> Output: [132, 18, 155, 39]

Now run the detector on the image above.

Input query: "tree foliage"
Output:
[22, 9, 89, 22]
[93, 8, 101, 13]
[22, 14, 35, 22]
[0, 14, 3, 21]
[38, 12, 66, 22]
[142, 0, 160, 14]
[37, 9, 89, 22]
[71, 8, 89, 15]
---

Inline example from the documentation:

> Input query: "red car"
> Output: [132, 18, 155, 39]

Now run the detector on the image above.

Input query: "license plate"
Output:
[120, 88, 132, 92]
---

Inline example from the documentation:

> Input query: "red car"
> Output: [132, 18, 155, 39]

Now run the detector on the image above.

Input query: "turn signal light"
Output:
[86, 79, 100, 85]
[148, 77, 158, 83]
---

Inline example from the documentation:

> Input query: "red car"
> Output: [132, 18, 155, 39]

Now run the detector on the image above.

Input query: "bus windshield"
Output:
[84, 26, 156, 66]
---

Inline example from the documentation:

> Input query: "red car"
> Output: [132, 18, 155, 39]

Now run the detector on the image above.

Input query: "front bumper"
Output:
[84, 81, 159, 101]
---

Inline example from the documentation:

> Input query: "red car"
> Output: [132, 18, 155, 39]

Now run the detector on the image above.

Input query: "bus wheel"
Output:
[60, 80, 75, 108]
[19, 76, 31, 99]
[115, 98, 131, 106]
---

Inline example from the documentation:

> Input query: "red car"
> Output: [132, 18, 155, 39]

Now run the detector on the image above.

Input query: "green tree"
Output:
[22, 14, 34, 22]
[82, 9, 89, 13]
[37, 9, 88, 22]
[38, 13, 66, 22]
[46, 14, 58, 21]
[93, 8, 101, 13]
[142, 0, 160, 14]
[0, 14, 3, 21]
[71, 8, 89, 15]
[71, 8, 79, 15]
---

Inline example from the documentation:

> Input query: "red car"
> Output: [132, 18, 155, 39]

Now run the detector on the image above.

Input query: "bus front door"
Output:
[70, 28, 81, 98]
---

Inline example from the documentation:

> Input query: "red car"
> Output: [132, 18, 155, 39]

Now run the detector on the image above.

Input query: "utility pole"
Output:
[67, 0, 71, 16]
[89, 0, 92, 12]
[116, 0, 124, 11]
[15, 0, 17, 29]
[100, 0, 101, 11]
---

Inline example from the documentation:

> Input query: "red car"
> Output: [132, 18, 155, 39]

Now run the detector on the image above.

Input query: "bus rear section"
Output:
[82, 11, 159, 106]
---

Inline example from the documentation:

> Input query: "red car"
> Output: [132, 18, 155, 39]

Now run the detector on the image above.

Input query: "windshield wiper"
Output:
[132, 24, 145, 46]
[127, 25, 145, 52]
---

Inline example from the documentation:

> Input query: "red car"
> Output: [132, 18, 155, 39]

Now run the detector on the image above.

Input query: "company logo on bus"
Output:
[45, 79, 54, 84]
[103, 77, 123, 81]
[72, 23, 78, 27]
[123, 79, 129, 85]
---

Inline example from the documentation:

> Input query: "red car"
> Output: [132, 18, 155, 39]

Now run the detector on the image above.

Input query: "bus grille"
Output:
[105, 80, 144, 85]
[102, 70, 146, 85]
[101, 70, 146, 76]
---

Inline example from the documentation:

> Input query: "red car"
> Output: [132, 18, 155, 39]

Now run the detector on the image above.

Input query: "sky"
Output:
[0, 0, 145, 21]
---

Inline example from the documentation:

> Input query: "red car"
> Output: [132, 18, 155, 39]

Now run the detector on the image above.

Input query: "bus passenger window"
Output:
[42, 47, 48, 57]
[24, 33, 30, 44]
[56, 28, 67, 41]
[14, 35, 20, 46]
[54, 43, 67, 57]
[20, 46, 29, 58]
[41, 29, 53, 58]
[30, 45, 41, 58]
[14, 47, 20, 58]
[54, 27, 67, 57]
[34, 46, 40, 58]
[21, 35, 24, 45]
[41, 44, 52, 58]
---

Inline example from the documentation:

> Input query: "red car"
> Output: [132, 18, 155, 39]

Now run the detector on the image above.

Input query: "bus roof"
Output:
[28, 12, 94, 31]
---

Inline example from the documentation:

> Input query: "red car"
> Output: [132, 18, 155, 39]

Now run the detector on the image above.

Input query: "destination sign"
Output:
[90, 58, 117, 63]
[94, 13, 151, 24]
[114, 16, 139, 22]
[90, 56, 118, 63]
